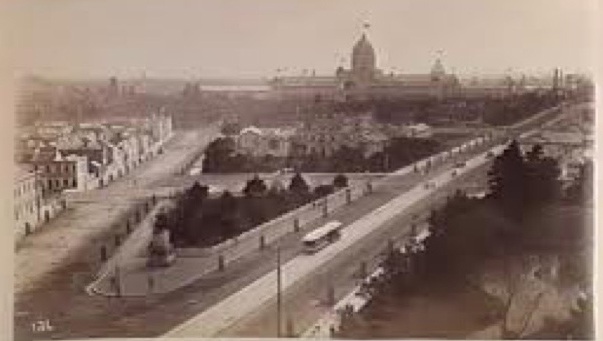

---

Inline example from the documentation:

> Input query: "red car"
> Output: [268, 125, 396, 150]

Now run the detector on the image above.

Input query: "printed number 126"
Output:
[32, 319, 54, 333]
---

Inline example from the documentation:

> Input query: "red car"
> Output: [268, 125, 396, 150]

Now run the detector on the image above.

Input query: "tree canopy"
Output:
[243, 175, 267, 197]
[487, 141, 560, 220]
[333, 174, 349, 188]
[289, 172, 310, 195]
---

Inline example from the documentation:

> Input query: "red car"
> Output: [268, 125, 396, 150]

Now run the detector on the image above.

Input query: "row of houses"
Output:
[521, 106, 593, 182]
[14, 113, 173, 240]
[17, 113, 173, 193]
[233, 114, 433, 159]
[14, 165, 67, 241]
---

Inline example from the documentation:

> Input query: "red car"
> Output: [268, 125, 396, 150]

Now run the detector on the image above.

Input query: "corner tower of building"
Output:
[430, 58, 446, 81]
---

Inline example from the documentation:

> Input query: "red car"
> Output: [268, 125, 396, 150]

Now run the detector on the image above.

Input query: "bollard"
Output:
[218, 254, 225, 271]
[345, 188, 352, 204]
[147, 273, 155, 295]
[330, 325, 337, 337]
[326, 285, 335, 306]
[293, 218, 300, 233]
[126, 221, 131, 234]
[322, 199, 328, 218]
[358, 261, 368, 279]
[259, 235, 266, 250]
[100, 245, 108, 262]
[110, 276, 118, 296]
[410, 223, 417, 237]
[115, 276, 122, 298]
[387, 238, 395, 254]
[286, 316, 295, 337]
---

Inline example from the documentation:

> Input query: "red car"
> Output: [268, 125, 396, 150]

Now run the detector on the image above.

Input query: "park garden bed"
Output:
[155, 173, 351, 248]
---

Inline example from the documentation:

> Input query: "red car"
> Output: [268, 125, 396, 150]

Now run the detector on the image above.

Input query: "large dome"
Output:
[351, 33, 376, 75]
[352, 34, 375, 56]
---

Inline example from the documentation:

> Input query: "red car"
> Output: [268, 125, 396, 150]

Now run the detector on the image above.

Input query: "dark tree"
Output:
[333, 173, 349, 188]
[419, 191, 501, 280]
[187, 181, 209, 202]
[565, 160, 593, 204]
[289, 172, 310, 195]
[487, 140, 529, 219]
[332, 146, 366, 172]
[217, 190, 240, 236]
[524, 145, 561, 205]
[202, 137, 237, 173]
[243, 175, 267, 197]
[218, 190, 238, 212]
[220, 121, 241, 136]
[314, 184, 335, 198]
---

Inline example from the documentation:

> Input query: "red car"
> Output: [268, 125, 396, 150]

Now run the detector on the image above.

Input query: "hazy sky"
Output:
[5, 0, 597, 79]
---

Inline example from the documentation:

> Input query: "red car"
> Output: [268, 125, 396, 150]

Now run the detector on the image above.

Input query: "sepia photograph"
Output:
[6, 0, 597, 340]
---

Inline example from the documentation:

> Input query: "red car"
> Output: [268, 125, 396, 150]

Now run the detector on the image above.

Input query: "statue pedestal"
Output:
[147, 229, 176, 268]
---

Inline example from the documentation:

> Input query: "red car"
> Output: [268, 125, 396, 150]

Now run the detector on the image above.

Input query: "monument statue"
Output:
[147, 211, 176, 267]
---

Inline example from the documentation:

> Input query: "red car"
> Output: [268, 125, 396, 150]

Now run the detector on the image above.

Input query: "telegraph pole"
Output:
[276, 246, 282, 337]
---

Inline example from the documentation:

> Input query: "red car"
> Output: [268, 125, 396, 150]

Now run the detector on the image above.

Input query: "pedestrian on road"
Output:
[114, 266, 123, 297]
[110, 276, 117, 293]
[147, 273, 155, 295]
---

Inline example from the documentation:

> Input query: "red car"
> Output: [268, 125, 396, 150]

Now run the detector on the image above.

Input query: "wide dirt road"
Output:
[15, 127, 217, 296]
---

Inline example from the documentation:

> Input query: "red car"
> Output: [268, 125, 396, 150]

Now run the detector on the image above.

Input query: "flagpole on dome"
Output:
[363, 21, 371, 36]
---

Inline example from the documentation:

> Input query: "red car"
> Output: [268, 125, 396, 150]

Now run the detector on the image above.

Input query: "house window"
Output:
[64, 179, 69, 187]
[268, 139, 279, 150]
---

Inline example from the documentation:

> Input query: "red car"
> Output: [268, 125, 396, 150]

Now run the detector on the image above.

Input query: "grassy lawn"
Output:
[432, 132, 478, 148]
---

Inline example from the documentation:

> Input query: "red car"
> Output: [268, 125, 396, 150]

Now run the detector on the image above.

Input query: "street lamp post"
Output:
[276, 247, 282, 337]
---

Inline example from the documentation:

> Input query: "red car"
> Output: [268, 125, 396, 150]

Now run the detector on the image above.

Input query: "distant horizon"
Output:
[20, 68, 590, 85]
[7, 0, 595, 81]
